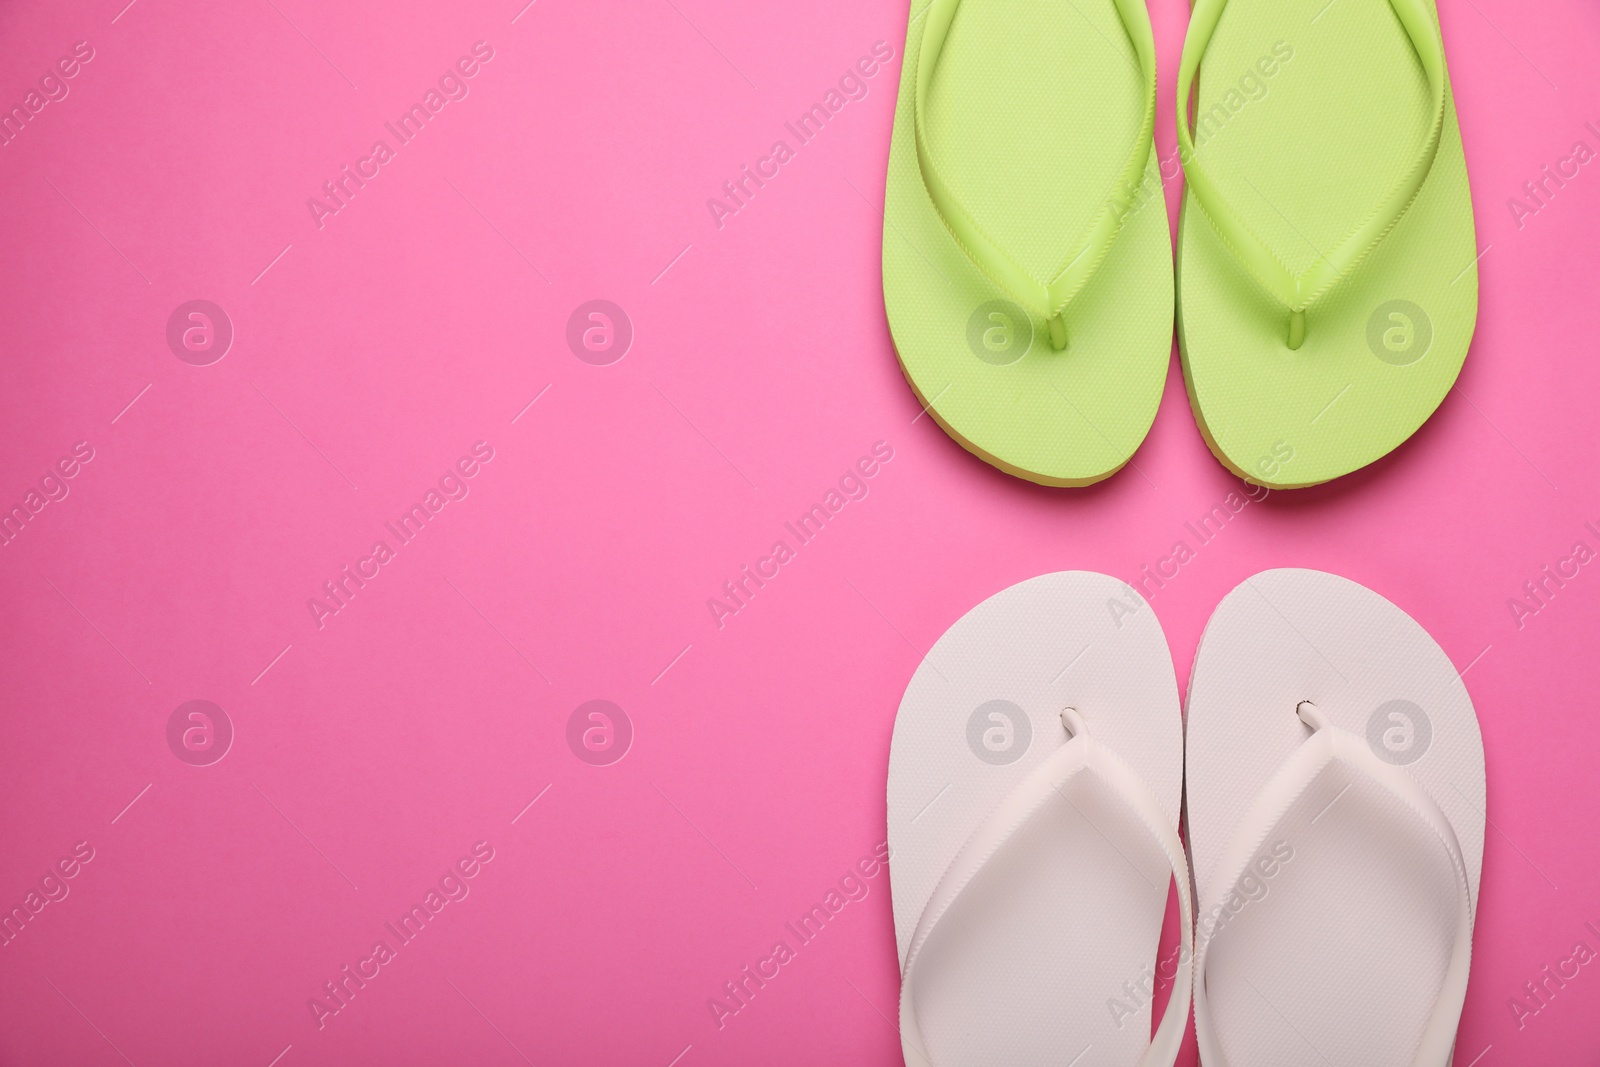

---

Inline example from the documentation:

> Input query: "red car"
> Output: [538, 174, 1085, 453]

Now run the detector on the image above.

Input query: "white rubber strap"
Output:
[1192, 703, 1474, 1067]
[898, 709, 1192, 1067]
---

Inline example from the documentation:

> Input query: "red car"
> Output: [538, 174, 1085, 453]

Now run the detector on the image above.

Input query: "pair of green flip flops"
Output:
[882, 0, 1478, 488]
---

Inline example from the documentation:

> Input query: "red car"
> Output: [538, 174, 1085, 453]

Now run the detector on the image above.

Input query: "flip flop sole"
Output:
[883, 0, 1173, 487]
[1186, 568, 1485, 1066]
[1177, 0, 1478, 488]
[888, 572, 1182, 1065]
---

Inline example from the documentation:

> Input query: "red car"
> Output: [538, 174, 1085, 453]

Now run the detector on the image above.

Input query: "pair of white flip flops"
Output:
[889, 569, 1485, 1067]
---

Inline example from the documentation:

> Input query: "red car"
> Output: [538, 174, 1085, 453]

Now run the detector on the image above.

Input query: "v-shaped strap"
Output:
[912, 0, 1160, 350]
[899, 709, 1192, 1067]
[1176, 0, 1448, 349]
[1192, 702, 1474, 1067]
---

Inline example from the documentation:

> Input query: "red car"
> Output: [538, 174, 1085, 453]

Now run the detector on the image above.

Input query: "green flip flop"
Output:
[1175, 0, 1478, 489]
[882, 0, 1173, 487]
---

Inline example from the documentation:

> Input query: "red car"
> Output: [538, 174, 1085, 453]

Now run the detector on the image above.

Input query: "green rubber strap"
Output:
[912, 0, 1159, 348]
[1175, 0, 1447, 347]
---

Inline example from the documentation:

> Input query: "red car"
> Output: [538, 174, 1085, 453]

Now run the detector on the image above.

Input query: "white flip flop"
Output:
[888, 572, 1190, 1067]
[1185, 569, 1485, 1067]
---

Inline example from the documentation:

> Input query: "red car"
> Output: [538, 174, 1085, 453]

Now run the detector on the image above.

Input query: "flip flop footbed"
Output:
[1177, 0, 1477, 487]
[883, 0, 1173, 486]
[1185, 568, 1485, 1066]
[889, 572, 1182, 1065]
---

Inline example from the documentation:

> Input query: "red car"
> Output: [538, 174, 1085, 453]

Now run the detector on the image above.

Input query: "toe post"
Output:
[1047, 313, 1069, 351]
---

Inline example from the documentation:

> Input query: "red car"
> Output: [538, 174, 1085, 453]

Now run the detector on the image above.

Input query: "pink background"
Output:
[0, 0, 1596, 1063]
